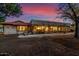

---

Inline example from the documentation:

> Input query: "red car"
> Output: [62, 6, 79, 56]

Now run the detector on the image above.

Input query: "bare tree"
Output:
[58, 3, 79, 38]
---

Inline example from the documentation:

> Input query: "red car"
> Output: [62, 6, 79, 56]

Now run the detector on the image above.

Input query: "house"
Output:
[0, 20, 71, 35]
[2, 21, 30, 35]
[30, 20, 71, 33]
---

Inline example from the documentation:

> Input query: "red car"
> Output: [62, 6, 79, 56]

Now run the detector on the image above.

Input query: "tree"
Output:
[58, 3, 79, 38]
[0, 3, 22, 22]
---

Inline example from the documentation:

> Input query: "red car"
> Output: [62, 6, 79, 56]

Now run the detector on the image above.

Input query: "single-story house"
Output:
[30, 20, 71, 33]
[0, 20, 30, 35]
[0, 20, 72, 35]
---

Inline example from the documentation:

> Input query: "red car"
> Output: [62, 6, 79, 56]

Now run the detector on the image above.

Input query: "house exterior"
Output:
[30, 20, 71, 34]
[0, 20, 72, 35]
[1, 21, 30, 35]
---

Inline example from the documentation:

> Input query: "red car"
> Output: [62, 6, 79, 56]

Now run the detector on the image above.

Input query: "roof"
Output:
[2, 20, 71, 27]
[2, 20, 30, 26]
[30, 20, 71, 26]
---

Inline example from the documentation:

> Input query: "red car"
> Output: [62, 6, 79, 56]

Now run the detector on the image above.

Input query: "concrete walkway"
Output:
[18, 33, 74, 38]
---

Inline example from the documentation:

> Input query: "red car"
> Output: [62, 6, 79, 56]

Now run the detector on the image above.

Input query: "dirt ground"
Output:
[0, 33, 79, 56]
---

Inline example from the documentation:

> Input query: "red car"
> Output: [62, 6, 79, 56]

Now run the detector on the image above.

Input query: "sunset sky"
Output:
[6, 3, 72, 23]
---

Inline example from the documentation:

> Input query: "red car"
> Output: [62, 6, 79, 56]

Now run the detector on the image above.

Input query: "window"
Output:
[33, 26, 48, 32]
[58, 27, 61, 31]
[45, 26, 49, 32]
[53, 26, 57, 31]
[17, 26, 27, 31]
[50, 26, 53, 32]
[0, 25, 3, 32]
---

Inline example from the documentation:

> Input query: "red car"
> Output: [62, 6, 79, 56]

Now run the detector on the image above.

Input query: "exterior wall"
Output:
[0, 25, 4, 34]
[31, 25, 71, 34]
[4, 25, 17, 34]
[3, 25, 71, 35]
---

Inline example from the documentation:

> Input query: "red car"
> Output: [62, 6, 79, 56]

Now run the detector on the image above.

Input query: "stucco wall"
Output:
[4, 25, 17, 34]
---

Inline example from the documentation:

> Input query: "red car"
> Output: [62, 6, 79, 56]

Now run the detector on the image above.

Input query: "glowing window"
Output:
[45, 27, 49, 31]
[36, 27, 41, 30]
[53, 26, 57, 31]
[17, 26, 26, 31]
[58, 27, 61, 31]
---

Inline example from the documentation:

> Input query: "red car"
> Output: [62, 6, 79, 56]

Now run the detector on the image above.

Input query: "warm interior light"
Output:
[44, 26, 49, 32]
[58, 27, 61, 31]
[17, 26, 26, 31]
[36, 27, 41, 30]
[41, 26, 45, 29]
[53, 26, 57, 31]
